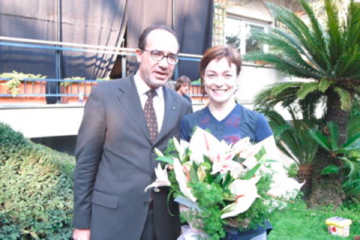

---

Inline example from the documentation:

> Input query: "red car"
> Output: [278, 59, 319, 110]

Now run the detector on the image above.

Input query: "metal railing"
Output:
[0, 36, 203, 102]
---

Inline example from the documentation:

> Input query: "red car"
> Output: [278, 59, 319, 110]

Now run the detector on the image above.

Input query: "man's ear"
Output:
[135, 49, 142, 63]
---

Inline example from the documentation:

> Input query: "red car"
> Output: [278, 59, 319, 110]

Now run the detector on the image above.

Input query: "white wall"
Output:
[0, 104, 84, 138]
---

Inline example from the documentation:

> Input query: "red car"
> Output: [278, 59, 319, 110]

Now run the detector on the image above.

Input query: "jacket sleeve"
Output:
[73, 86, 106, 228]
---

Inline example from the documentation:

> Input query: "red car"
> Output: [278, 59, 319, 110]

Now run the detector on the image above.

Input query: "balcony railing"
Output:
[0, 36, 204, 104]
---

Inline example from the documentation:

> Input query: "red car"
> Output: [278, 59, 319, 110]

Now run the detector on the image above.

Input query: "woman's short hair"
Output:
[175, 75, 191, 91]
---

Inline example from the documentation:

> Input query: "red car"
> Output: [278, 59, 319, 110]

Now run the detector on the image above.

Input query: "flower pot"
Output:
[60, 85, 70, 104]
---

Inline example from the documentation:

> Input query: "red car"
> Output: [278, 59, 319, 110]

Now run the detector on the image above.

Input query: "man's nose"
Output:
[158, 57, 169, 68]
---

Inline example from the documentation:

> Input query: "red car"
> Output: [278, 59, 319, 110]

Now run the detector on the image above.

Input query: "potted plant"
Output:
[0, 71, 46, 96]
[59, 77, 85, 104]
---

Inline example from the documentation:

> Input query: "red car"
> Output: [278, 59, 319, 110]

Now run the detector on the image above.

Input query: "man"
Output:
[175, 75, 192, 103]
[72, 24, 192, 240]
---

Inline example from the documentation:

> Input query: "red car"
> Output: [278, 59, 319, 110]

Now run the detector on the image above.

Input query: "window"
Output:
[225, 16, 269, 56]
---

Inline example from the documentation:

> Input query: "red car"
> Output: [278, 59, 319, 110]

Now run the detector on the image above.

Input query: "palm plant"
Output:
[264, 108, 318, 193]
[309, 121, 360, 200]
[255, 85, 321, 195]
[245, 0, 360, 206]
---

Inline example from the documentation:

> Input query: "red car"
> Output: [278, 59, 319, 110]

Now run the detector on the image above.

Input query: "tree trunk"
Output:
[307, 89, 351, 208]
[307, 149, 345, 207]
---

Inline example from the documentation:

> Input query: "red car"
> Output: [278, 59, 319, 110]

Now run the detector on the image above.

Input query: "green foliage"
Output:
[309, 121, 360, 195]
[320, 164, 340, 175]
[268, 200, 360, 240]
[245, 0, 360, 111]
[255, 105, 319, 167]
[285, 163, 299, 178]
[0, 71, 46, 96]
[0, 122, 75, 239]
[60, 77, 85, 87]
[309, 121, 360, 156]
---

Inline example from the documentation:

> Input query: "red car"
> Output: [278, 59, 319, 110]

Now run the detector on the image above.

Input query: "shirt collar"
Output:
[134, 73, 164, 100]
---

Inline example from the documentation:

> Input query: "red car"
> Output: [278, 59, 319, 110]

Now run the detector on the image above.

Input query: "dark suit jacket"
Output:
[73, 75, 192, 240]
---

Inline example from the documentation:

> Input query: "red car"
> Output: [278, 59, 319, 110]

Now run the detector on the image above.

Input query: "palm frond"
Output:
[340, 156, 360, 180]
[335, 47, 360, 78]
[341, 133, 360, 152]
[318, 79, 333, 92]
[327, 121, 339, 152]
[309, 129, 331, 152]
[333, 87, 352, 111]
[244, 52, 323, 79]
[324, 0, 343, 67]
[260, 107, 318, 165]
[348, 115, 360, 138]
[266, 2, 330, 70]
[248, 29, 327, 77]
[342, 1, 360, 49]
[254, 82, 302, 110]
[297, 82, 319, 100]
[298, 0, 330, 70]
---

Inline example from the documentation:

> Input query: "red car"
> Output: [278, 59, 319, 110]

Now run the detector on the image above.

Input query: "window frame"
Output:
[225, 14, 270, 57]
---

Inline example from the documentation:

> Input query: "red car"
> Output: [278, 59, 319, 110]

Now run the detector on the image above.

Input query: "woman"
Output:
[180, 45, 283, 240]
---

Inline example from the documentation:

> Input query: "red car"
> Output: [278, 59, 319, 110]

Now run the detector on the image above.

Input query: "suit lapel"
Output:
[117, 76, 152, 143]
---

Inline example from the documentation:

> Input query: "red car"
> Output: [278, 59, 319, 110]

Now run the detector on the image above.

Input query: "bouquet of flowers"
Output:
[145, 127, 303, 240]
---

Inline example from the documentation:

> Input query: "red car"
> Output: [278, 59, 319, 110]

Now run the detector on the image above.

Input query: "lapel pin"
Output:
[172, 106, 176, 110]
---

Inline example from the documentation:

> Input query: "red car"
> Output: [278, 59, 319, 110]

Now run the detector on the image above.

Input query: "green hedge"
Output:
[0, 122, 75, 239]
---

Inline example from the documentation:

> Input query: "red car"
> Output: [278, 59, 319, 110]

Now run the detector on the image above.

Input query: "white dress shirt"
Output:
[134, 74, 165, 131]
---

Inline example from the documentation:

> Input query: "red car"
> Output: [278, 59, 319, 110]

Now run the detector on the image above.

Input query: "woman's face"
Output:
[203, 57, 237, 105]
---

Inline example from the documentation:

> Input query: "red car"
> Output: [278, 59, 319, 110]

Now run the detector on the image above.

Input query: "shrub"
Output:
[0, 122, 75, 239]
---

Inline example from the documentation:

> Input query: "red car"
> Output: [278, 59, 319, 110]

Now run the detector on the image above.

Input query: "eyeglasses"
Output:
[142, 49, 179, 65]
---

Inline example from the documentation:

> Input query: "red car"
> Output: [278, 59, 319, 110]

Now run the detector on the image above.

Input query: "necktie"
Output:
[144, 90, 158, 142]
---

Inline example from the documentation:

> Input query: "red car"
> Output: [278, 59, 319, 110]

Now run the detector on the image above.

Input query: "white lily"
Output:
[221, 177, 261, 219]
[144, 163, 171, 192]
[231, 137, 251, 156]
[173, 158, 197, 202]
[175, 137, 189, 161]
[267, 175, 304, 200]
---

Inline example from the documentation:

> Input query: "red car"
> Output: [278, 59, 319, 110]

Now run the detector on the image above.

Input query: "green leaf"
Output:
[327, 121, 339, 152]
[213, 173, 225, 184]
[333, 87, 352, 111]
[190, 165, 199, 183]
[244, 163, 262, 180]
[297, 82, 319, 100]
[309, 129, 331, 152]
[155, 156, 174, 165]
[318, 79, 333, 92]
[320, 164, 340, 175]
[339, 133, 360, 152]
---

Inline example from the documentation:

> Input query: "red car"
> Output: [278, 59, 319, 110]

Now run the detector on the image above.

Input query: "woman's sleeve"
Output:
[255, 114, 273, 142]
[180, 117, 191, 142]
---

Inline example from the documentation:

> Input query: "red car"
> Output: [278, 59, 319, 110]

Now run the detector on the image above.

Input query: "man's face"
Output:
[179, 83, 190, 95]
[135, 29, 179, 89]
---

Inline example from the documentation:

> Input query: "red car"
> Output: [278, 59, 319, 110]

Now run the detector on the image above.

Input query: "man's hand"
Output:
[72, 228, 90, 240]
